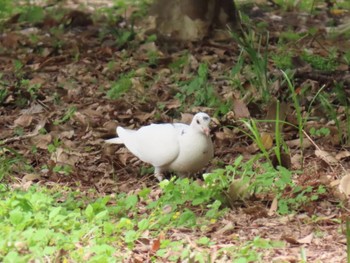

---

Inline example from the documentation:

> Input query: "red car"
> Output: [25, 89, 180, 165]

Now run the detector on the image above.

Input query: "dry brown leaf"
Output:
[1, 32, 21, 48]
[291, 154, 302, 169]
[73, 111, 89, 126]
[213, 222, 235, 237]
[165, 99, 182, 109]
[330, 179, 340, 188]
[261, 132, 273, 150]
[14, 114, 33, 127]
[30, 134, 52, 149]
[246, 143, 259, 154]
[265, 100, 289, 131]
[131, 77, 145, 94]
[297, 233, 314, 244]
[215, 131, 226, 141]
[150, 232, 165, 253]
[59, 130, 75, 139]
[336, 150, 350, 160]
[268, 196, 278, 216]
[282, 235, 299, 245]
[21, 103, 44, 114]
[51, 148, 79, 166]
[117, 149, 131, 166]
[339, 174, 350, 197]
[286, 138, 312, 149]
[150, 238, 160, 253]
[232, 99, 250, 119]
[22, 173, 41, 182]
[315, 150, 338, 165]
[179, 113, 194, 124]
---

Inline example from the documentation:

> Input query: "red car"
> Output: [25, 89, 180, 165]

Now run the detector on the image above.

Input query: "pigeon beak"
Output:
[203, 127, 210, 136]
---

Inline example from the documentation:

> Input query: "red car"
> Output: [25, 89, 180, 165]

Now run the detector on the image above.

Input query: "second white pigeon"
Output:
[106, 112, 214, 181]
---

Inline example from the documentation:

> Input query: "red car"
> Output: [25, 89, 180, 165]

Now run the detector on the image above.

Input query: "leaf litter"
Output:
[0, 0, 350, 261]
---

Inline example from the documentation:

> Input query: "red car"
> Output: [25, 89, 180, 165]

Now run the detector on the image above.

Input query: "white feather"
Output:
[106, 112, 214, 180]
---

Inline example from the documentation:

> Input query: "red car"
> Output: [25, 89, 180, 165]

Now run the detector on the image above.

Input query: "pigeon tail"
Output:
[105, 137, 123, 144]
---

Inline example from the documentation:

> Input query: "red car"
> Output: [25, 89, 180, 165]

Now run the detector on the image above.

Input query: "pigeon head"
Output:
[191, 112, 211, 136]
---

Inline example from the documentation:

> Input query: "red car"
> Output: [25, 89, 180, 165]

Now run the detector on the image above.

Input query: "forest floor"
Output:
[1, 0, 350, 262]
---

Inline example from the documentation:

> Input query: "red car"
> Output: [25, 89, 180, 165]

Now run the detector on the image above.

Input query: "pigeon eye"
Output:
[203, 116, 209, 121]
[196, 119, 200, 124]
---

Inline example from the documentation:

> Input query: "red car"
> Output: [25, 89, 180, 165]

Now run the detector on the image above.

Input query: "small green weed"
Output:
[279, 30, 303, 42]
[0, 73, 8, 104]
[318, 89, 350, 144]
[207, 153, 321, 214]
[53, 106, 77, 125]
[0, 88, 7, 104]
[176, 63, 230, 114]
[231, 27, 270, 102]
[231, 237, 284, 262]
[343, 50, 350, 65]
[47, 138, 61, 154]
[274, 0, 317, 12]
[107, 71, 134, 99]
[169, 53, 189, 72]
[301, 51, 339, 71]
[0, 147, 23, 181]
[278, 185, 326, 214]
[0, 186, 119, 262]
[271, 51, 293, 70]
[309, 127, 330, 137]
[19, 79, 42, 100]
[19, 5, 44, 23]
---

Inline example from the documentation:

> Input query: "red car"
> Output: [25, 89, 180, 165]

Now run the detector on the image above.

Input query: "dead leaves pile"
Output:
[0, 1, 350, 261]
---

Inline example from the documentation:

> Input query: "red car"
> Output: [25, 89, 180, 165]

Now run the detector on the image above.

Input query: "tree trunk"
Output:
[151, 0, 239, 41]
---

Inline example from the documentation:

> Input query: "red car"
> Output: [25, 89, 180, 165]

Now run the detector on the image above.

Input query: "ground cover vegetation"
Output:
[1, 0, 350, 261]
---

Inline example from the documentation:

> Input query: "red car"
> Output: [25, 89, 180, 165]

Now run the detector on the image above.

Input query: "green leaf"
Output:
[124, 230, 138, 244]
[125, 195, 138, 210]
[196, 236, 211, 245]
[85, 204, 94, 221]
[137, 218, 150, 231]
[49, 207, 62, 220]
[177, 210, 196, 227]
[9, 209, 24, 226]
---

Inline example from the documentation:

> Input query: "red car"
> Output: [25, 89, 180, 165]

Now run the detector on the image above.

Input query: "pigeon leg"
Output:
[154, 167, 164, 181]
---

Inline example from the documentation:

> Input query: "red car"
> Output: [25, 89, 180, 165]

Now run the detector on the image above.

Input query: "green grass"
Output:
[301, 51, 339, 71]
[106, 71, 134, 99]
[176, 63, 231, 115]
[0, 179, 288, 262]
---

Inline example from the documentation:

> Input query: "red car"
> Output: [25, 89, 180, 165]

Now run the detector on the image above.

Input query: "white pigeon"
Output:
[106, 112, 214, 181]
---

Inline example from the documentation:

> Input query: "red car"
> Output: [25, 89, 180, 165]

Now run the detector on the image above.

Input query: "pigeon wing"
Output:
[117, 124, 181, 167]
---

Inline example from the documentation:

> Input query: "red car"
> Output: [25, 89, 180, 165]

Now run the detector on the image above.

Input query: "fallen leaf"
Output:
[59, 130, 75, 139]
[150, 238, 161, 253]
[291, 153, 302, 169]
[286, 138, 312, 148]
[179, 113, 194, 124]
[268, 196, 278, 216]
[14, 114, 33, 127]
[282, 235, 299, 245]
[30, 134, 52, 149]
[22, 173, 41, 182]
[339, 174, 350, 197]
[265, 100, 289, 131]
[51, 148, 79, 166]
[261, 132, 273, 150]
[213, 222, 235, 237]
[315, 150, 338, 165]
[297, 233, 314, 244]
[150, 232, 165, 253]
[336, 150, 350, 160]
[233, 99, 250, 119]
